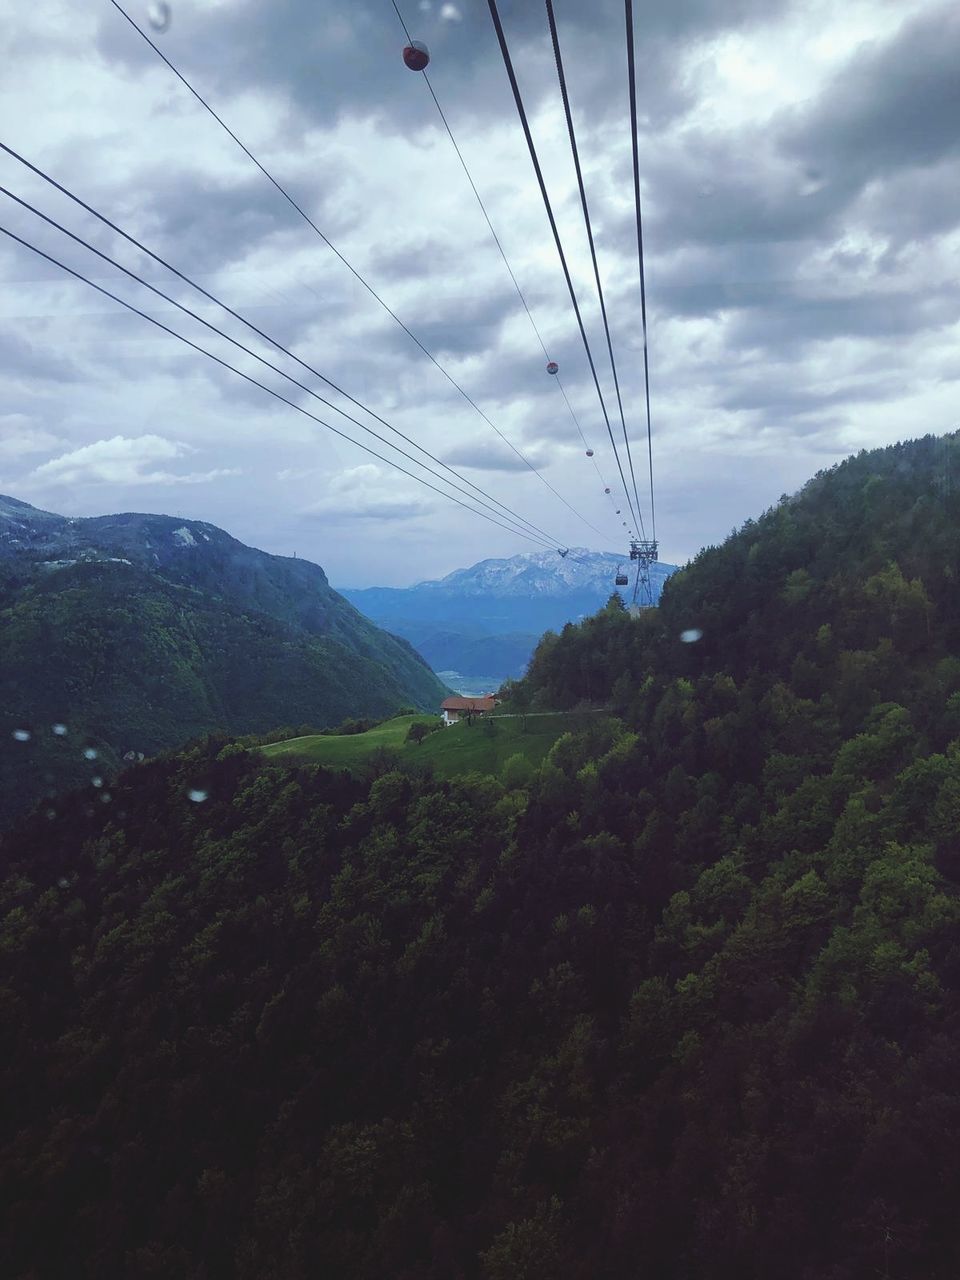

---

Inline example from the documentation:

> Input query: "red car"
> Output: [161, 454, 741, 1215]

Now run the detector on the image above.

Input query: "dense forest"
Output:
[4, 433, 960, 1277]
[0, 498, 447, 823]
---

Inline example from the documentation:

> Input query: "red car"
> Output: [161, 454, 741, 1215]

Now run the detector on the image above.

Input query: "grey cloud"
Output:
[782, 4, 960, 191]
[442, 438, 550, 471]
[96, 0, 791, 145]
[303, 495, 436, 520]
[139, 172, 324, 277]
[0, 327, 82, 386]
[725, 284, 958, 351]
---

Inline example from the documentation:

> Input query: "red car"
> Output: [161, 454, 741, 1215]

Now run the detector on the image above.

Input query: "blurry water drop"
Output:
[699, 183, 715, 197]
[147, 1, 171, 32]
[101, 793, 112, 804]
[12, 728, 31, 742]
[58, 877, 70, 888]
[91, 776, 104, 788]
[83, 747, 98, 760]
[52, 723, 68, 736]
[187, 788, 208, 803]
[46, 809, 57, 821]
[680, 628, 704, 644]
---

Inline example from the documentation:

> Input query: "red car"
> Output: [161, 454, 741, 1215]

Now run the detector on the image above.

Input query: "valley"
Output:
[340, 547, 678, 683]
[5, 435, 960, 1278]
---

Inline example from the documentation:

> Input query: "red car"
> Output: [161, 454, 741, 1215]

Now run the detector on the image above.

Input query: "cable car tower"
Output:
[629, 537, 658, 610]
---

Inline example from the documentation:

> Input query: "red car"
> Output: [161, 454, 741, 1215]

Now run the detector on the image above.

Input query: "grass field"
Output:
[261, 712, 602, 780]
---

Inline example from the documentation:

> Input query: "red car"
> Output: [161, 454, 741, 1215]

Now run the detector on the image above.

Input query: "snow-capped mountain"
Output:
[421, 548, 675, 599]
[341, 548, 679, 687]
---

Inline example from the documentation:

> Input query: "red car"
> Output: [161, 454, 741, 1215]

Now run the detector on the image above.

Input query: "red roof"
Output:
[441, 696, 496, 712]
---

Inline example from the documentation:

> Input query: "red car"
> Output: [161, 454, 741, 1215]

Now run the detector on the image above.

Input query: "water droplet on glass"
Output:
[46, 809, 57, 821]
[680, 628, 703, 644]
[187, 788, 208, 803]
[699, 183, 715, 197]
[147, 1, 171, 32]
[12, 728, 30, 742]
[57, 877, 70, 888]
[101, 793, 112, 804]
[52, 723, 68, 736]
[83, 747, 98, 760]
[91, 776, 103, 788]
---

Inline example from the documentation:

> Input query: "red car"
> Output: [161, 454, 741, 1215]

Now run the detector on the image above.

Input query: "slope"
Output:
[0, 496, 447, 824]
[263, 711, 602, 778]
[4, 434, 960, 1279]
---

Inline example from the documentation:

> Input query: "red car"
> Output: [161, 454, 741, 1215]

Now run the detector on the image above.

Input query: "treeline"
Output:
[3, 433, 960, 1277]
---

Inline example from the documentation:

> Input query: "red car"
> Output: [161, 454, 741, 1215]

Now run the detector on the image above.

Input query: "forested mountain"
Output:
[341, 548, 678, 683]
[4, 433, 960, 1278]
[0, 496, 446, 825]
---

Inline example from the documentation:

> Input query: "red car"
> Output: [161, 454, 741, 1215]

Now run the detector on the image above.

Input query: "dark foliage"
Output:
[0, 504, 447, 824]
[3, 435, 960, 1278]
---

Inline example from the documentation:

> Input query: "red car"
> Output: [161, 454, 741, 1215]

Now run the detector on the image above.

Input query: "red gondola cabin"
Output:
[403, 41, 430, 71]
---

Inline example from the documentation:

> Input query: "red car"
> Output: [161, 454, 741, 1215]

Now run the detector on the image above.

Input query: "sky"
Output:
[0, 0, 957, 586]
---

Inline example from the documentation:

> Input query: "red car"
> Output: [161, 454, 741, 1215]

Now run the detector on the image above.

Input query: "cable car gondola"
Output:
[546, 360, 559, 375]
[615, 569, 629, 587]
[585, 448, 594, 457]
[402, 40, 430, 71]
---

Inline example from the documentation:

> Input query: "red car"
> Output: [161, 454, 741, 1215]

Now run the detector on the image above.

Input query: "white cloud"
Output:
[28, 435, 240, 488]
[301, 463, 435, 521]
[0, 417, 63, 460]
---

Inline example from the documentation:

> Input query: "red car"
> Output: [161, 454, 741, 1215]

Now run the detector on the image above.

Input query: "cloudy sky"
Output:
[0, 0, 957, 585]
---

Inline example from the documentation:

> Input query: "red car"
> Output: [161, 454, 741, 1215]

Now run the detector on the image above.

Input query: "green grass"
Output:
[261, 712, 601, 779]
[261, 714, 433, 767]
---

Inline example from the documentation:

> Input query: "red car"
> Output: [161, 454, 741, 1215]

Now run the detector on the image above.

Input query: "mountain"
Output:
[342, 547, 678, 686]
[5, 434, 960, 1278]
[0, 496, 447, 824]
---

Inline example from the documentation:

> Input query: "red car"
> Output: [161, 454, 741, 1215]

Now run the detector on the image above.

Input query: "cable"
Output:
[0, 144, 562, 549]
[485, 0, 640, 539]
[625, 0, 656, 543]
[390, 0, 618, 545]
[0, 186, 559, 550]
[0, 221, 558, 549]
[545, 0, 645, 539]
[107, 0, 604, 541]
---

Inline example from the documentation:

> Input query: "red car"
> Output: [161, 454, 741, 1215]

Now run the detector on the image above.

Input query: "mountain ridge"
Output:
[341, 546, 678, 683]
[0, 494, 447, 824]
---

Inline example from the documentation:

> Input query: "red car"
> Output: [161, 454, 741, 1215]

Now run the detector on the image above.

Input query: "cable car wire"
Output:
[544, 0, 645, 539]
[0, 222, 560, 550]
[0, 144, 563, 550]
[106, 0, 605, 542]
[625, 0, 656, 542]
[389, 0, 618, 545]
[485, 0, 640, 538]
[0, 188, 560, 551]
[390, 0, 548, 361]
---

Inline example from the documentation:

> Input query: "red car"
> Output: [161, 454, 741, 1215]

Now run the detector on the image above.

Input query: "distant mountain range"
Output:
[341, 548, 678, 687]
[0, 495, 446, 824]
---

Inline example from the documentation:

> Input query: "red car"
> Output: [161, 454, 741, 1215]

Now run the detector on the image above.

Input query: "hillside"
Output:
[341, 548, 678, 685]
[263, 711, 604, 778]
[0, 496, 447, 825]
[4, 434, 960, 1278]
